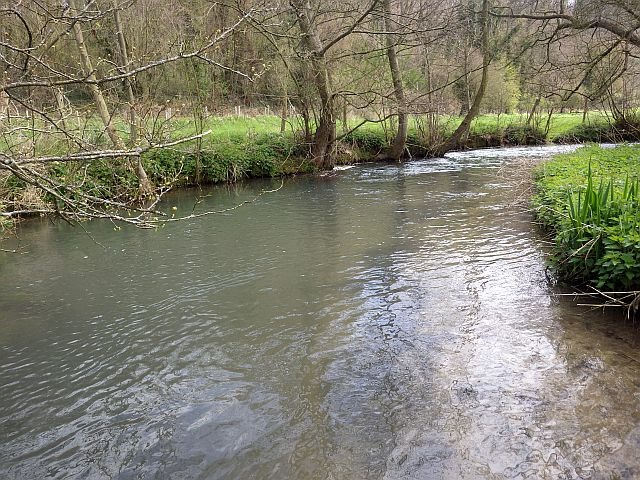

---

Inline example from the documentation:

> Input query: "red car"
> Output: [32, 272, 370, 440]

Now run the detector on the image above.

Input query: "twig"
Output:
[154, 178, 286, 223]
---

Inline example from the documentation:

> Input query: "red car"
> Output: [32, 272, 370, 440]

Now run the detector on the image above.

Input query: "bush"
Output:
[534, 145, 640, 290]
[143, 149, 189, 183]
[343, 129, 388, 153]
[554, 117, 640, 144]
[503, 125, 546, 145]
[143, 132, 305, 185]
[554, 123, 614, 143]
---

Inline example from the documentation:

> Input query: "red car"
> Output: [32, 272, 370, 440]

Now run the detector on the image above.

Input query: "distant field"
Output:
[0, 111, 617, 159]
[184, 111, 611, 143]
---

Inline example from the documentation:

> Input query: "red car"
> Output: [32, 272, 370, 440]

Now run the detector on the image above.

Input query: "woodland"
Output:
[0, 0, 639, 228]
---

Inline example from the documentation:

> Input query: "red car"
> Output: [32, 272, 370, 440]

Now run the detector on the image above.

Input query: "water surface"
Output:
[1, 145, 639, 479]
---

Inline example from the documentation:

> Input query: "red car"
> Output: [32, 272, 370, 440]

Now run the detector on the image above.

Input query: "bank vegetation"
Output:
[534, 144, 640, 315]
[1, 0, 640, 231]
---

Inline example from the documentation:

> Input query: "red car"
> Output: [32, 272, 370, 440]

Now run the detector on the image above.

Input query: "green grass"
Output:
[170, 115, 285, 141]
[465, 112, 612, 141]
[534, 144, 640, 290]
[2, 111, 638, 229]
[338, 112, 596, 150]
[174, 111, 606, 145]
[0, 111, 618, 159]
[545, 112, 611, 140]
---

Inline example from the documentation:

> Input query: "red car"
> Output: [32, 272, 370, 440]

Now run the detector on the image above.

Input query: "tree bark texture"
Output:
[70, 0, 123, 150]
[71, 0, 152, 196]
[290, 0, 336, 169]
[0, 89, 8, 122]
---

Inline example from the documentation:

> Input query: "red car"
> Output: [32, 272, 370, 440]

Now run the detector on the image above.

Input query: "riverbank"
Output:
[533, 144, 640, 310]
[1, 112, 638, 233]
[4, 145, 640, 479]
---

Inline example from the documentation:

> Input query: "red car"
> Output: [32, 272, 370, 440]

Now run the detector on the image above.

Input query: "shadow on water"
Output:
[1, 145, 639, 479]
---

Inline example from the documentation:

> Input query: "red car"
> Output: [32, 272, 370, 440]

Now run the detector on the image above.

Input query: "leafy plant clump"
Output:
[143, 132, 307, 185]
[554, 123, 614, 144]
[534, 145, 640, 291]
[502, 124, 546, 145]
[343, 129, 389, 154]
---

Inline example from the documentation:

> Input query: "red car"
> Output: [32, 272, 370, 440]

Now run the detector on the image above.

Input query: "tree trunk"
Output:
[527, 95, 541, 126]
[341, 100, 348, 134]
[280, 82, 288, 133]
[290, 0, 336, 169]
[435, 0, 490, 156]
[71, 0, 152, 196]
[113, 2, 153, 195]
[301, 106, 312, 145]
[423, 42, 439, 146]
[381, 0, 407, 161]
[114, 5, 137, 146]
[0, 89, 8, 122]
[70, 0, 123, 149]
[55, 88, 68, 130]
[0, 88, 8, 132]
[545, 108, 554, 136]
[458, 48, 472, 115]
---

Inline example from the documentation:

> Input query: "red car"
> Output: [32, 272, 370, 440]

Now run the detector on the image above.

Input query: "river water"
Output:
[1, 146, 639, 479]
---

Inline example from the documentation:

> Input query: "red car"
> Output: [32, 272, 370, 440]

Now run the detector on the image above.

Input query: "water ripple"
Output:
[1, 147, 639, 479]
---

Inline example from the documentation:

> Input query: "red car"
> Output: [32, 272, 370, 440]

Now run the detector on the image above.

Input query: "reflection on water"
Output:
[1, 146, 639, 479]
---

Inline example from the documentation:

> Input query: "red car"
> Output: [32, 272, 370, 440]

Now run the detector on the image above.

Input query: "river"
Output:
[1, 145, 639, 479]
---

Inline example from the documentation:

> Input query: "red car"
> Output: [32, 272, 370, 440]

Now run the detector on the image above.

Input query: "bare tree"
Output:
[493, 1, 640, 49]
[379, 0, 408, 161]
[288, 0, 381, 168]
[436, 0, 490, 155]
[492, 0, 640, 124]
[0, 0, 257, 227]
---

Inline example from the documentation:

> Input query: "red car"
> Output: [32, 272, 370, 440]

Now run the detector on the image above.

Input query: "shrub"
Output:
[142, 132, 305, 185]
[554, 123, 614, 143]
[503, 125, 546, 145]
[343, 129, 388, 152]
[534, 145, 640, 290]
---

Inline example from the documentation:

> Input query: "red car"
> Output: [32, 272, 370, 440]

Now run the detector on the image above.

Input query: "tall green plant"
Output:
[536, 148, 640, 291]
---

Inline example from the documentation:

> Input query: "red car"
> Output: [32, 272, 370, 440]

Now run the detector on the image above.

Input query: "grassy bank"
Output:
[1, 111, 637, 229]
[533, 145, 640, 292]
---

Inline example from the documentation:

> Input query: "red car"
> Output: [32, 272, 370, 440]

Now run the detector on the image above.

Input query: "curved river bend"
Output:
[1, 146, 639, 479]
